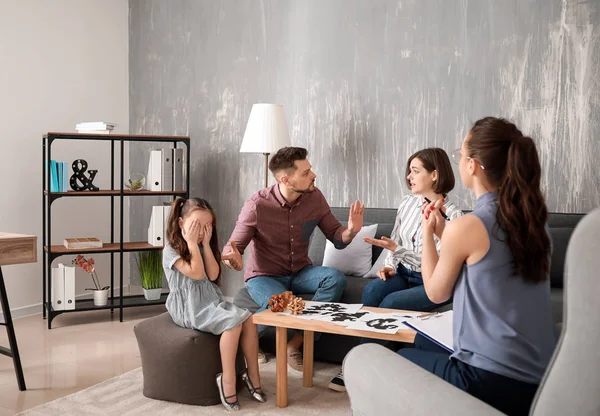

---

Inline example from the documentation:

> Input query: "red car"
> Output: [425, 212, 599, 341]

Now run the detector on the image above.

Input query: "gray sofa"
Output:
[233, 207, 584, 364]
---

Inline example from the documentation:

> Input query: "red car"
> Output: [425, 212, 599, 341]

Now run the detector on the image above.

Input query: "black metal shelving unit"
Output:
[42, 132, 190, 328]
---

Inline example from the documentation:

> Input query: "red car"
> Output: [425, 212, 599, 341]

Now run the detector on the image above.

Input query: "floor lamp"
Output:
[240, 104, 291, 188]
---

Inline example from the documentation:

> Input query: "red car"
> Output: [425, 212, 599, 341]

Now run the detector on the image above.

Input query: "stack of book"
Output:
[48, 159, 70, 192]
[64, 237, 103, 249]
[147, 149, 186, 191]
[76, 122, 116, 134]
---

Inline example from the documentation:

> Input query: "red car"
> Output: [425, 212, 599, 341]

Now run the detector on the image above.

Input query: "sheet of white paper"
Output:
[295, 302, 365, 326]
[276, 301, 362, 320]
[403, 310, 454, 352]
[277, 311, 315, 319]
[347, 312, 408, 334]
[302, 301, 363, 316]
[312, 310, 371, 326]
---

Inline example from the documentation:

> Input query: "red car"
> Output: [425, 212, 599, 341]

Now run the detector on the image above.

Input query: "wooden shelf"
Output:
[44, 132, 189, 142]
[44, 190, 186, 197]
[45, 242, 163, 255]
[46, 293, 168, 313]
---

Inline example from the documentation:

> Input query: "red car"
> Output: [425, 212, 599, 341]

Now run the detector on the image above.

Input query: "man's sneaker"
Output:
[328, 368, 346, 392]
[287, 346, 303, 372]
[258, 348, 268, 364]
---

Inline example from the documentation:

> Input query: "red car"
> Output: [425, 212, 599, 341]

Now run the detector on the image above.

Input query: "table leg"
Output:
[276, 326, 288, 408]
[303, 330, 314, 388]
[0, 267, 26, 391]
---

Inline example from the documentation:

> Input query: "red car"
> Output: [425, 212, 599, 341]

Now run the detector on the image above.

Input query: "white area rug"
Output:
[18, 360, 352, 415]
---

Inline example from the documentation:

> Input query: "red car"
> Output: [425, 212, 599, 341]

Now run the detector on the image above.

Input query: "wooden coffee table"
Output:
[252, 303, 417, 408]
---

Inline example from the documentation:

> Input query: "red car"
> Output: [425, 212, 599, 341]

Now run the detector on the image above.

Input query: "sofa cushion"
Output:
[323, 224, 378, 276]
[308, 214, 396, 274]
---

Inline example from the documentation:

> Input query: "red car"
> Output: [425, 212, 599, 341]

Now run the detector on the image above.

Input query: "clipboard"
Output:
[403, 310, 454, 353]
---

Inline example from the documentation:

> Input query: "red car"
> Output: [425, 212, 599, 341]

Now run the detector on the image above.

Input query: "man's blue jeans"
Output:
[247, 265, 347, 338]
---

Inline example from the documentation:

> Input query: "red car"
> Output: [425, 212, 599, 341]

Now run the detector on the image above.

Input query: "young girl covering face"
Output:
[163, 197, 267, 411]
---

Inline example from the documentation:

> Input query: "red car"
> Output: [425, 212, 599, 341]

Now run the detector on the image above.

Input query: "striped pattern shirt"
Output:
[384, 195, 464, 273]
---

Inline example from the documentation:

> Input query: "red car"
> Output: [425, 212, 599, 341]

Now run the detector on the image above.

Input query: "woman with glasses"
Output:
[365, 117, 556, 415]
[329, 147, 463, 393]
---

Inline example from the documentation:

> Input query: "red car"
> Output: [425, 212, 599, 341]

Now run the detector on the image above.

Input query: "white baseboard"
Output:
[0, 286, 129, 321]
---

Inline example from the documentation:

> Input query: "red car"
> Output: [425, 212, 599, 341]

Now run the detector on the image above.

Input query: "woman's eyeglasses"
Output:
[451, 149, 485, 170]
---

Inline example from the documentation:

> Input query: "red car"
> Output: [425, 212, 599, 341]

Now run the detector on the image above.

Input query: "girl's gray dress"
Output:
[163, 243, 251, 335]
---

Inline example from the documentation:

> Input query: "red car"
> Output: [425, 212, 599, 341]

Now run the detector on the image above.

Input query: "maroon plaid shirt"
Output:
[224, 184, 348, 282]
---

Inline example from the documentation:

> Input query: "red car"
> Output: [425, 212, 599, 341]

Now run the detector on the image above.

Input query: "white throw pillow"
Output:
[322, 224, 378, 276]
[364, 248, 388, 278]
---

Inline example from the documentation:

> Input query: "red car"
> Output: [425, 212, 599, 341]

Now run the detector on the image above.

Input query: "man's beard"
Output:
[291, 180, 315, 194]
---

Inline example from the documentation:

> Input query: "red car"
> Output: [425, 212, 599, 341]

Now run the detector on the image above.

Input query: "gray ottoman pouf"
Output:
[134, 312, 246, 406]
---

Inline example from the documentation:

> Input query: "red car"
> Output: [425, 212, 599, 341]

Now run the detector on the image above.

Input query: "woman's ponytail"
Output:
[469, 117, 551, 283]
[498, 136, 550, 283]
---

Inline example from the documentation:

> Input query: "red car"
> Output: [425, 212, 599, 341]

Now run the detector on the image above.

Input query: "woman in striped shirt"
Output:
[362, 148, 463, 311]
[329, 148, 463, 393]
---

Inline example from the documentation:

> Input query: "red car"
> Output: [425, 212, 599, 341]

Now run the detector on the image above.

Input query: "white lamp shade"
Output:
[240, 103, 291, 154]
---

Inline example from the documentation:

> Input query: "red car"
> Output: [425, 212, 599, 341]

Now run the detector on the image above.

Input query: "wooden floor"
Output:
[0, 305, 166, 414]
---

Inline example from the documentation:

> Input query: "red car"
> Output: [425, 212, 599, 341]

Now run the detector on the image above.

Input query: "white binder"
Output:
[52, 266, 65, 311]
[161, 149, 173, 191]
[146, 153, 153, 191]
[173, 148, 185, 191]
[148, 150, 162, 191]
[61, 264, 76, 310]
[148, 205, 165, 246]
[163, 205, 172, 239]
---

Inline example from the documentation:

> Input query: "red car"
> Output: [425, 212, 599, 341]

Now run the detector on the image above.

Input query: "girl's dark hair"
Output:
[167, 197, 222, 285]
[468, 117, 550, 283]
[405, 148, 455, 195]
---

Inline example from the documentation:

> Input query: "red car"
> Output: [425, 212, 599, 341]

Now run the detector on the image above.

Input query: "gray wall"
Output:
[129, 0, 600, 296]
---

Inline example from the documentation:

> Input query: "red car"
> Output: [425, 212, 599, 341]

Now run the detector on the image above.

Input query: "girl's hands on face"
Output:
[202, 223, 213, 245]
[183, 219, 202, 245]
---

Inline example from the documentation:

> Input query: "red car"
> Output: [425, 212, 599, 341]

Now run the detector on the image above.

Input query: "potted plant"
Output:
[125, 173, 145, 191]
[136, 250, 163, 300]
[72, 255, 110, 306]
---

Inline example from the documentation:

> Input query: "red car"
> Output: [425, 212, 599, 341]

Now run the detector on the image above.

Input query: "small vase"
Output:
[93, 289, 109, 306]
[143, 288, 162, 301]
[125, 173, 146, 191]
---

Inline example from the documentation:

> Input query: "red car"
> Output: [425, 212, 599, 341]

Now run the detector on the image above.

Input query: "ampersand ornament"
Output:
[70, 159, 99, 191]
